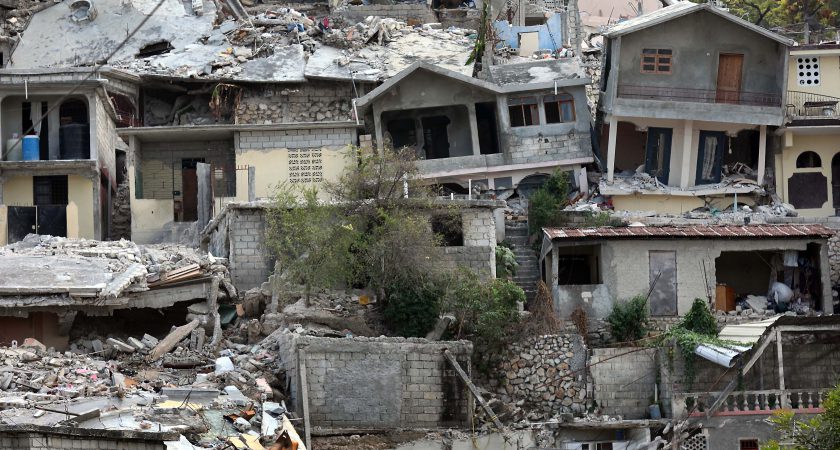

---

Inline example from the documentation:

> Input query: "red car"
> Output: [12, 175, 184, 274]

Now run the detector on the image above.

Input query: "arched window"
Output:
[796, 151, 822, 168]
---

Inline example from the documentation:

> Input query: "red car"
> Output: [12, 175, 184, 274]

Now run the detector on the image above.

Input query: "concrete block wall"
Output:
[436, 245, 495, 278]
[138, 140, 234, 199]
[235, 82, 355, 124]
[275, 333, 473, 430]
[508, 133, 592, 165]
[228, 207, 273, 291]
[236, 127, 356, 151]
[462, 208, 496, 247]
[0, 433, 166, 449]
[337, 4, 437, 24]
[590, 347, 658, 419]
[436, 8, 481, 29]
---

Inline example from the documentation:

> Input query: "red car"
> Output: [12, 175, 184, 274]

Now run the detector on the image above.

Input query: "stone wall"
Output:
[110, 179, 131, 240]
[274, 332, 473, 429]
[337, 4, 437, 24]
[235, 82, 355, 124]
[490, 335, 588, 416]
[436, 8, 481, 29]
[590, 347, 658, 420]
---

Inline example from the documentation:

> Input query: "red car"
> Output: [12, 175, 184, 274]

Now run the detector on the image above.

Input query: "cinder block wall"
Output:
[275, 333, 474, 429]
[434, 207, 498, 278]
[508, 133, 592, 165]
[0, 432, 167, 450]
[590, 347, 658, 419]
[338, 4, 437, 24]
[237, 127, 356, 150]
[228, 207, 273, 291]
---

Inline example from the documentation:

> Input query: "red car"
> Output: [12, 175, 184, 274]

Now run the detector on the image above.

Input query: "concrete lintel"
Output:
[124, 280, 211, 309]
[611, 98, 784, 127]
[0, 160, 98, 178]
[421, 157, 594, 179]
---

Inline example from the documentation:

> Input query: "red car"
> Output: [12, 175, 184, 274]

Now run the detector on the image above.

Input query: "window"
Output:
[544, 94, 575, 123]
[508, 97, 539, 127]
[557, 245, 600, 285]
[431, 213, 463, 246]
[596, 444, 613, 450]
[796, 151, 822, 168]
[739, 439, 759, 450]
[33, 176, 68, 206]
[386, 118, 417, 149]
[641, 48, 673, 74]
[797, 57, 820, 86]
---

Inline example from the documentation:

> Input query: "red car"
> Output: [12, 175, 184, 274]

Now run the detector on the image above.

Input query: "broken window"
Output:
[557, 245, 600, 285]
[641, 48, 673, 74]
[386, 118, 417, 149]
[137, 40, 174, 58]
[431, 213, 463, 246]
[645, 127, 673, 184]
[544, 93, 575, 124]
[508, 97, 539, 127]
[796, 151, 822, 168]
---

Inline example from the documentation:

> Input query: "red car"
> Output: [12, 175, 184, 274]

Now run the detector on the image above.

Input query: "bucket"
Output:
[5, 138, 21, 161]
[22, 135, 39, 161]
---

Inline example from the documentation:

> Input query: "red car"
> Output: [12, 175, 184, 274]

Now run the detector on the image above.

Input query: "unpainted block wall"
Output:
[507, 133, 592, 165]
[138, 140, 234, 199]
[590, 347, 658, 419]
[228, 207, 273, 291]
[0, 434, 166, 450]
[237, 127, 356, 150]
[436, 246, 495, 278]
[275, 333, 473, 430]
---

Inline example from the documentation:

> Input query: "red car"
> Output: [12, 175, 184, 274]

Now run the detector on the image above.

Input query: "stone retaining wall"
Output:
[235, 82, 354, 124]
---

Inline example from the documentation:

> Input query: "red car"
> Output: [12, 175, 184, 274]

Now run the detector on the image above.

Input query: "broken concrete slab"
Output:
[107, 338, 136, 353]
[147, 320, 200, 361]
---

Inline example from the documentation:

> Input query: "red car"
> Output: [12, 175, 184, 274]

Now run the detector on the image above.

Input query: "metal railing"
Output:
[617, 84, 782, 107]
[673, 388, 832, 417]
[786, 90, 840, 120]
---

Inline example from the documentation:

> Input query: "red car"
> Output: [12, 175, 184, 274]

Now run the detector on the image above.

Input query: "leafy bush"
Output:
[681, 299, 718, 335]
[445, 270, 523, 348]
[606, 295, 649, 344]
[383, 271, 442, 337]
[495, 246, 518, 279]
[528, 170, 569, 235]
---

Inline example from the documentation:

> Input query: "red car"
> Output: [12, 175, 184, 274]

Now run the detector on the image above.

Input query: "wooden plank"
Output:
[777, 329, 787, 408]
[443, 349, 504, 431]
[705, 332, 776, 418]
[298, 349, 312, 450]
[147, 320, 200, 362]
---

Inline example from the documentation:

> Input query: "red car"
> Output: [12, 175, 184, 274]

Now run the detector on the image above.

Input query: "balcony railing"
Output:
[617, 84, 782, 107]
[673, 389, 832, 418]
[786, 90, 840, 121]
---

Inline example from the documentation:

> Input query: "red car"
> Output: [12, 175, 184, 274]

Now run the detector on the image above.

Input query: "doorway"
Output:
[475, 102, 500, 155]
[179, 158, 204, 222]
[649, 251, 677, 316]
[696, 131, 726, 184]
[421, 116, 451, 159]
[716, 53, 744, 104]
[645, 127, 673, 184]
[832, 153, 840, 214]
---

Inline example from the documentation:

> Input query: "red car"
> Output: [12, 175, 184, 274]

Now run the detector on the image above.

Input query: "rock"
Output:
[127, 337, 145, 351]
[21, 338, 46, 352]
[107, 338, 135, 353]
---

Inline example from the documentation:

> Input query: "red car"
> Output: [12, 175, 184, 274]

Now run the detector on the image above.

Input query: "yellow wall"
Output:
[235, 146, 353, 200]
[612, 195, 705, 215]
[0, 205, 7, 246]
[788, 50, 840, 96]
[68, 175, 94, 239]
[3, 176, 33, 206]
[780, 132, 840, 217]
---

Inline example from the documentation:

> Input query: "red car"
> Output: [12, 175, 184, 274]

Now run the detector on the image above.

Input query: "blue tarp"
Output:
[492, 13, 564, 52]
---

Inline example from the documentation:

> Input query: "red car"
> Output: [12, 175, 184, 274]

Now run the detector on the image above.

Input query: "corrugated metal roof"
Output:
[718, 316, 783, 344]
[543, 224, 834, 241]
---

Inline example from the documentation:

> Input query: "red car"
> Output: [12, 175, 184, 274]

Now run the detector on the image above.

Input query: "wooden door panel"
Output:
[716, 54, 744, 104]
[182, 168, 198, 222]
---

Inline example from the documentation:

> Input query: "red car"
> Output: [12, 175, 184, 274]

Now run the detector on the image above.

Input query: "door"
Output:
[832, 154, 840, 214]
[7, 206, 36, 243]
[181, 167, 198, 222]
[716, 53, 744, 104]
[696, 131, 726, 185]
[649, 251, 677, 316]
[644, 127, 673, 184]
[37, 205, 66, 237]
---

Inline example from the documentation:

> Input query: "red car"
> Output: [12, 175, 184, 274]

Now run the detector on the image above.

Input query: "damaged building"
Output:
[540, 224, 833, 319]
[597, 2, 792, 214]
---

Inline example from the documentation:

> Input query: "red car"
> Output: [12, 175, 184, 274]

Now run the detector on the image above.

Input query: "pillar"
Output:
[680, 120, 693, 189]
[467, 103, 481, 156]
[757, 124, 767, 185]
[606, 116, 617, 182]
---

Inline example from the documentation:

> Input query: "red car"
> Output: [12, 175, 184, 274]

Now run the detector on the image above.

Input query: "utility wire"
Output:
[1, 0, 168, 161]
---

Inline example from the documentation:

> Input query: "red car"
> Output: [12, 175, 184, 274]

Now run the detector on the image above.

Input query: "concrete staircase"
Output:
[505, 220, 541, 303]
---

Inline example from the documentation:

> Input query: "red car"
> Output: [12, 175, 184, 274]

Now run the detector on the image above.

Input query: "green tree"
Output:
[762, 385, 840, 450]
[527, 169, 569, 236]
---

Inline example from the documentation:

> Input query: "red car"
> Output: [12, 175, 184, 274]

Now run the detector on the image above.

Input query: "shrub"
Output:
[445, 270, 523, 348]
[606, 295, 649, 344]
[527, 170, 569, 235]
[383, 271, 441, 337]
[681, 298, 717, 335]
[495, 246, 518, 279]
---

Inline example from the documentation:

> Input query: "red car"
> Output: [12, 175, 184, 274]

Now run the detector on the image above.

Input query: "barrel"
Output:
[22, 136, 40, 161]
[59, 124, 90, 159]
[5, 138, 21, 161]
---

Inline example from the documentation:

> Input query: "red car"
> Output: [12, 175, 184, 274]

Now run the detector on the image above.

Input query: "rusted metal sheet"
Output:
[544, 224, 834, 241]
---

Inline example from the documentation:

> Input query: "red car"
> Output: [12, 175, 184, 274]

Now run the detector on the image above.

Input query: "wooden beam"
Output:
[776, 324, 840, 332]
[443, 349, 504, 431]
[705, 332, 776, 418]
[777, 329, 787, 408]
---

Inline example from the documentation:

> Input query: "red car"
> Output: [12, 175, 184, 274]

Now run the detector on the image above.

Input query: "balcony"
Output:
[673, 388, 831, 418]
[617, 84, 782, 107]
[785, 90, 840, 125]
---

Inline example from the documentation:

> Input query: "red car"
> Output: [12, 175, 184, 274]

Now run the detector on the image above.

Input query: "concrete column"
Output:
[91, 174, 101, 240]
[467, 103, 481, 156]
[680, 120, 694, 189]
[86, 93, 97, 162]
[757, 124, 767, 185]
[606, 116, 617, 182]
[373, 104, 384, 154]
[248, 166, 256, 202]
[820, 242, 833, 314]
